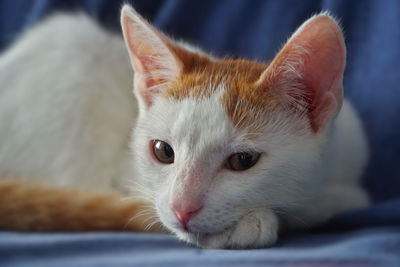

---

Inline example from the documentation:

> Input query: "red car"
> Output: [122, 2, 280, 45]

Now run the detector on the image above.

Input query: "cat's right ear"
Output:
[121, 5, 184, 108]
[257, 14, 346, 133]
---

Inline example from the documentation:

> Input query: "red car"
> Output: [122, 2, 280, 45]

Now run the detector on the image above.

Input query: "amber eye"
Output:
[152, 140, 174, 164]
[226, 152, 260, 171]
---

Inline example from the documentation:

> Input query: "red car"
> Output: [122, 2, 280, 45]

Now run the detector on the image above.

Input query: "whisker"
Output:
[144, 219, 161, 231]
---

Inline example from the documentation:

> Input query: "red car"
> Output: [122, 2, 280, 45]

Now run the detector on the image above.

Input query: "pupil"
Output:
[164, 144, 173, 158]
[239, 153, 252, 167]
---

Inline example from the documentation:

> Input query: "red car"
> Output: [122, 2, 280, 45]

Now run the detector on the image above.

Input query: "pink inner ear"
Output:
[263, 15, 345, 133]
[299, 18, 345, 102]
[121, 6, 183, 108]
[300, 17, 345, 132]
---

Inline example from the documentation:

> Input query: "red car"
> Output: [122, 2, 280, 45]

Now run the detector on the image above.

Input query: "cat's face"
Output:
[121, 6, 345, 245]
[133, 81, 322, 243]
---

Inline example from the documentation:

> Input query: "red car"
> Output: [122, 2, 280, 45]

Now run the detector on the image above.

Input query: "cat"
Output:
[0, 4, 369, 249]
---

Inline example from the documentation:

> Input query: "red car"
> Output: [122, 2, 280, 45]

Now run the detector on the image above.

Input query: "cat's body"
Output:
[0, 6, 369, 249]
[0, 14, 134, 193]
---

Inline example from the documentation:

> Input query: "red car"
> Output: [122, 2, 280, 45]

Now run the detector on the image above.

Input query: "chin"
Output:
[165, 220, 229, 247]
[173, 229, 211, 246]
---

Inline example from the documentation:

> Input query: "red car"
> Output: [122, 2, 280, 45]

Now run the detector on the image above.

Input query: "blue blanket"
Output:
[0, 0, 399, 266]
[1, 227, 400, 266]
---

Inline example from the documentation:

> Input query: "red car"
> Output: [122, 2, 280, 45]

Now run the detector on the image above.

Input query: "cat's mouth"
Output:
[156, 203, 240, 241]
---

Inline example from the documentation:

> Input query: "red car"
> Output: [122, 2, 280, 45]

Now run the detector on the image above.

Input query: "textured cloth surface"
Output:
[1, 227, 400, 266]
[0, 0, 399, 266]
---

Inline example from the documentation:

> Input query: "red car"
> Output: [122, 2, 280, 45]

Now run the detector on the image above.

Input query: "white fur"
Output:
[0, 14, 136, 193]
[132, 82, 368, 247]
[0, 10, 369, 249]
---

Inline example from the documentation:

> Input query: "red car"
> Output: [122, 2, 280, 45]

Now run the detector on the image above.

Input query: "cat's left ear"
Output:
[121, 5, 184, 108]
[259, 13, 345, 133]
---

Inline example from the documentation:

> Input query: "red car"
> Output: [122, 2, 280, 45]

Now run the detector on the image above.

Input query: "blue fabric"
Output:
[1, 227, 399, 266]
[0, 0, 399, 265]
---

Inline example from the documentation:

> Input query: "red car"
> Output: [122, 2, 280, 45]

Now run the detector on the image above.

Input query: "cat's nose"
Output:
[172, 205, 202, 231]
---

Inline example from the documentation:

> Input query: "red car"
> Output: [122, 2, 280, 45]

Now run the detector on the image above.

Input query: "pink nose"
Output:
[172, 205, 202, 231]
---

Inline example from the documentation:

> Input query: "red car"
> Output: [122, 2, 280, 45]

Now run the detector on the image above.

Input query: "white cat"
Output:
[0, 5, 369, 249]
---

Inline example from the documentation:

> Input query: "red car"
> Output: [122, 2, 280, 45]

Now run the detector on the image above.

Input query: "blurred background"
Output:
[0, 0, 399, 203]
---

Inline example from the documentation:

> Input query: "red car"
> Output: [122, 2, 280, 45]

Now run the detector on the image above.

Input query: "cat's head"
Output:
[121, 5, 345, 245]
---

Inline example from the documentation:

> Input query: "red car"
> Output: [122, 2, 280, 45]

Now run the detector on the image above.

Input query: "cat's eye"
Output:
[152, 140, 174, 164]
[226, 152, 260, 171]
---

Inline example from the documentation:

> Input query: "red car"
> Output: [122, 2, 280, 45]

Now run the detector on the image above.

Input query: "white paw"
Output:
[199, 209, 279, 249]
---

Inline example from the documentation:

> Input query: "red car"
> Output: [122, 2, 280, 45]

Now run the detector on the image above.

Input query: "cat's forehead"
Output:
[165, 57, 281, 131]
[169, 93, 234, 149]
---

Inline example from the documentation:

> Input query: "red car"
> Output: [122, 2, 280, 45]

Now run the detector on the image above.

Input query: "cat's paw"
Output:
[199, 209, 279, 249]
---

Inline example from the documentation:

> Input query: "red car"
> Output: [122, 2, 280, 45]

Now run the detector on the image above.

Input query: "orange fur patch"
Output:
[0, 180, 163, 232]
[165, 49, 282, 131]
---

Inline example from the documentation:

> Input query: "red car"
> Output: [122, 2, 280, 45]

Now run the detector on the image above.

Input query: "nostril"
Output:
[172, 205, 202, 230]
